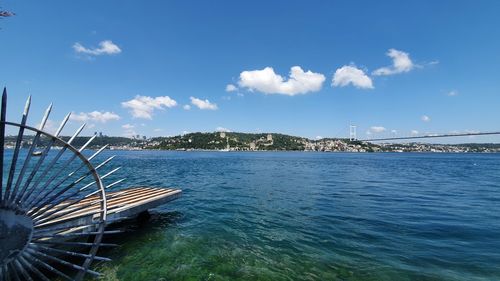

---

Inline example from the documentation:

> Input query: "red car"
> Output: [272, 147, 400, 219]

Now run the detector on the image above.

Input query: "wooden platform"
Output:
[35, 187, 182, 230]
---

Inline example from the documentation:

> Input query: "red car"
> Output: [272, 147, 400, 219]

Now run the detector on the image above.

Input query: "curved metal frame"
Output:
[0, 88, 122, 280]
[5, 122, 108, 280]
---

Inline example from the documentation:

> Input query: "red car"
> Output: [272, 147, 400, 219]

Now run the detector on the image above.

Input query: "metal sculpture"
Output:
[0, 88, 122, 280]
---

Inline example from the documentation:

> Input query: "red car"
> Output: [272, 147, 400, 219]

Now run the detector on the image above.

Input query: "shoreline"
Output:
[107, 148, 500, 154]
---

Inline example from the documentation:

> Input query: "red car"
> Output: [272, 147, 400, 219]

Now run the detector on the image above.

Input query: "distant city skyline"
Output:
[1, 1, 500, 143]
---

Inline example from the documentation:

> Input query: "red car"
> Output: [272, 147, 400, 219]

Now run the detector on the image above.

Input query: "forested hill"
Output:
[5, 132, 500, 152]
[149, 132, 313, 151]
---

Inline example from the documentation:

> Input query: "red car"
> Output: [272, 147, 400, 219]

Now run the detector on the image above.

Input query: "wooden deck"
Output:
[35, 187, 182, 230]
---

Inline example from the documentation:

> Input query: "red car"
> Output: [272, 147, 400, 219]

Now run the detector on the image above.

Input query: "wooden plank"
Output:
[36, 187, 181, 228]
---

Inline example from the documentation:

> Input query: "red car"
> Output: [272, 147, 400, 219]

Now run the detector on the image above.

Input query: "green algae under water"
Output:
[88, 151, 500, 281]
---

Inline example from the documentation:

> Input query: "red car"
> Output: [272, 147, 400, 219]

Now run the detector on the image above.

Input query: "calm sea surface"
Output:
[89, 151, 500, 281]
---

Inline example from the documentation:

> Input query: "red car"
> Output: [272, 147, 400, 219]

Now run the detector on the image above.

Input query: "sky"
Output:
[1, 0, 500, 143]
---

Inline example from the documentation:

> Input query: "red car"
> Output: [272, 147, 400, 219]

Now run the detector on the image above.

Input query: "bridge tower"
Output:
[349, 125, 357, 141]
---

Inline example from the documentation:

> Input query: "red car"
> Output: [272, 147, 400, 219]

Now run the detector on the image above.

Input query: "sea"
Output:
[83, 151, 500, 281]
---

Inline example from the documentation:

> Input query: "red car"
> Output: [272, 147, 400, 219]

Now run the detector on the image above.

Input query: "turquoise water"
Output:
[91, 151, 500, 281]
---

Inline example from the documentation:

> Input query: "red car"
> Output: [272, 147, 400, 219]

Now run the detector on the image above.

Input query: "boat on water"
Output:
[32, 150, 43, 156]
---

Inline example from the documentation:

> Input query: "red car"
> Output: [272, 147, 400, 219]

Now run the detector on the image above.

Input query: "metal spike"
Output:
[4, 95, 31, 203]
[31, 245, 113, 262]
[33, 220, 102, 235]
[88, 144, 108, 161]
[26, 135, 109, 211]
[80, 166, 121, 191]
[1, 265, 9, 281]
[54, 112, 71, 136]
[8, 134, 41, 206]
[9, 103, 53, 206]
[30, 182, 106, 221]
[33, 240, 117, 247]
[28, 155, 114, 216]
[78, 134, 97, 153]
[33, 216, 128, 235]
[21, 251, 72, 281]
[21, 120, 87, 207]
[33, 229, 123, 240]
[18, 254, 51, 281]
[21, 147, 76, 209]
[95, 155, 115, 169]
[16, 138, 62, 205]
[24, 95, 32, 115]
[24, 143, 90, 209]
[16, 113, 72, 204]
[26, 248, 102, 277]
[13, 259, 34, 281]
[68, 123, 86, 143]
[84, 178, 125, 198]
[0, 87, 6, 203]
[106, 178, 126, 189]
[33, 199, 104, 225]
[8, 262, 22, 281]
[38, 103, 52, 130]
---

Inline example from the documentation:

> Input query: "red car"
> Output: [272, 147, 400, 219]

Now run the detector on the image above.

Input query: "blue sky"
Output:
[1, 0, 499, 142]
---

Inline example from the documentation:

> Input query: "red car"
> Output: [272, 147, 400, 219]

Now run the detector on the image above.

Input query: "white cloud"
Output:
[73, 40, 122, 56]
[190, 97, 218, 110]
[225, 84, 238, 92]
[122, 95, 177, 119]
[332, 65, 373, 89]
[370, 126, 386, 133]
[373, 49, 414, 76]
[121, 124, 136, 137]
[411, 130, 419, 136]
[122, 124, 134, 130]
[70, 111, 120, 123]
[421, 115, 431, 122]
[391, 129, 397, 134]
[238, 66, 325, 96]
[153, 128, 163, 132]
[447, 90, 458, 96]
[183, 104, 191, 110]
[216, 127, 231, 132]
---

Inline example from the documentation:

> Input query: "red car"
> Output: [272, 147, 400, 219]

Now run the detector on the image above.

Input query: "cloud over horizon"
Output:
[70, 111, 120, 123]
[370, 126, 387, 133]
[73, 40, 122, 56]
[373, 49, 414, 76]
[332, 65, 373, 89]
[190, 97, 218, 110]
[238, 66, 325, 96]
[225, 84, 238, 92]
[121, 123, 136, 137]
[122, 95, 177, 119]
[216, 126, 231, 132]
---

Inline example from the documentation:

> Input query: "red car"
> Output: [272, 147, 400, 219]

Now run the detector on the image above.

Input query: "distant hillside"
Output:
[149, 132, 308, 150]
[4, 133, 500, 152]
[4, 135, 140, 149]
[147, 132, 377, 151]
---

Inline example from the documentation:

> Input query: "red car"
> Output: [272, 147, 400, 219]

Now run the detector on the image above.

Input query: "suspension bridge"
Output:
[348, 125, 500, 142]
